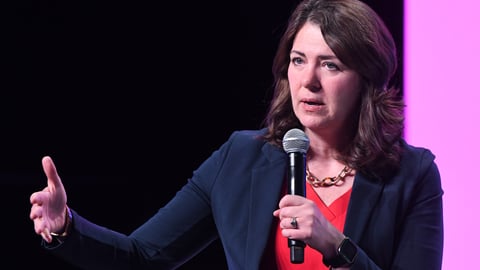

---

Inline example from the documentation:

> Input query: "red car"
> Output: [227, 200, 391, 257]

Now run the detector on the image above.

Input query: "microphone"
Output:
[282, 128, 310, 264]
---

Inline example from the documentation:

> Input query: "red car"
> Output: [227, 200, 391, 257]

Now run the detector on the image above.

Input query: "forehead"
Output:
[292, 22, 334, 56]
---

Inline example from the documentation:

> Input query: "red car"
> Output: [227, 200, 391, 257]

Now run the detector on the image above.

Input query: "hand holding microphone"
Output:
[282, 128, 310, 264]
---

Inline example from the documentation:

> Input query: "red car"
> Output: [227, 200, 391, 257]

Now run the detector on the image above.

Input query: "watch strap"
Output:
[323, 237, 357, 268]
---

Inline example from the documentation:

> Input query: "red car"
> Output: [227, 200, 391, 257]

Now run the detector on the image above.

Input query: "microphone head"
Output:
[282, 128, 310, 154]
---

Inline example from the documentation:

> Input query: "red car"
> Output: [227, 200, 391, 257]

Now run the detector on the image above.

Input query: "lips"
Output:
[303, 99, 324, 106]
[300, 98, 325, 112]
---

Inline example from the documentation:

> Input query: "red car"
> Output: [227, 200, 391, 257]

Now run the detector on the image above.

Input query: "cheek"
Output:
[340, 89, 362, 114]
[338, 92, 359, 111]
[287, 75, 299, 101]
[287, 66, 301, 89]
[333, 79, 362, 110]
[340, 74, 362, 98]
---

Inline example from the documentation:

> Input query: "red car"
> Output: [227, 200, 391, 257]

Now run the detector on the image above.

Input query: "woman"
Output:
[30, 0, 444, 269]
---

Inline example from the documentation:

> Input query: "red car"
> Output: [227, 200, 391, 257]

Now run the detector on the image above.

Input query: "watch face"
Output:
[323, 237, 358, 267]
[339, 238, 358, 263]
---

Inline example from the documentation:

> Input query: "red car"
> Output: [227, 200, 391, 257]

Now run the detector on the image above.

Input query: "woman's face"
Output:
[288, 21, 362, 136]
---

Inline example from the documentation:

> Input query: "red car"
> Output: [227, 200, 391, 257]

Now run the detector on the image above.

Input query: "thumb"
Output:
[42, 156, 63, 189]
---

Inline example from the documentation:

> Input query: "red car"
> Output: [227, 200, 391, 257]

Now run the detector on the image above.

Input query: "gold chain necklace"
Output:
[306, 165, 353, 187]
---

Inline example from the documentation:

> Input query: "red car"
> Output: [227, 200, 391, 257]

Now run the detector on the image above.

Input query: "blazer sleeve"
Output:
[42, 132, 241, 269]
[390, 149, 444, 270]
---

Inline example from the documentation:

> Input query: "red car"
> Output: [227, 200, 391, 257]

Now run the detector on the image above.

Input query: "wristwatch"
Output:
[323, 237, 358, 268]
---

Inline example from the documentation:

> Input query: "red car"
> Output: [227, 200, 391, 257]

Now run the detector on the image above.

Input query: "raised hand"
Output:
[29, 156, 68, 243]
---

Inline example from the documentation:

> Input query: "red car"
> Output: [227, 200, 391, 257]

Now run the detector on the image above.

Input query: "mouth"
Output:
[301, 98, 325, 112]
[303, 99, 324, 106]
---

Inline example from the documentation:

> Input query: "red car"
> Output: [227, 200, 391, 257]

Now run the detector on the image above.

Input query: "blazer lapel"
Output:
[245, 145, 287, 270]
[344, 172, 384, 241]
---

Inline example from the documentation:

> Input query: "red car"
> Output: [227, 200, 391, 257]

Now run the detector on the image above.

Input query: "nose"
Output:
[301, 64, 321, 91]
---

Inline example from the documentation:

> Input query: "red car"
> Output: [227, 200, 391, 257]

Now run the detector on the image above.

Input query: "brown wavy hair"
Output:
[261, 0, 405, 179]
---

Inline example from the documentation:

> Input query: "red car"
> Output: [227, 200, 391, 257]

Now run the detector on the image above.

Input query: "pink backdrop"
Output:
[404, 1, 480, 269]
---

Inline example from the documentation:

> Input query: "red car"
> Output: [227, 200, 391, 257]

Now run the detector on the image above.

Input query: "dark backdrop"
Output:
[2, 0, 402, 268]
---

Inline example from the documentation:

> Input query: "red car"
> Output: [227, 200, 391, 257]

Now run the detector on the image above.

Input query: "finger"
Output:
[274, 207, 296, 222]
[279, 216, 299, 229]
[30, 204, 41, 220]
[29, 191, 39, 204]
[30, 189, 49, 203]
[42, 156, 63, 189]
[278, 194, 308, 208]
[40, 228, 52, 243]
[33, 215, 49, 240]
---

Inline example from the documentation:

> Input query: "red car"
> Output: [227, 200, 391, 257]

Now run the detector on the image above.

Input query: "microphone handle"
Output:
[287, 152, 306, 264]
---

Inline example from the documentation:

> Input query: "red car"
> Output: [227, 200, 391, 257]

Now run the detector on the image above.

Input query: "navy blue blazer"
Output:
[45, 128, 444, 269]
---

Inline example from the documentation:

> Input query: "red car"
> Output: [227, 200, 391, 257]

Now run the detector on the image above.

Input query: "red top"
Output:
[274, 184, 352, 270]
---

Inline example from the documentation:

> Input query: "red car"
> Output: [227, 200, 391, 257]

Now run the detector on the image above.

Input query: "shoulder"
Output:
[397, 140, 441, 188]
[195, 128, 284, 177]
[400, 140, 437, 169]
[224, 128, 269, 148]
[228, 128, 268, 139]
[219, 128, 283, 160]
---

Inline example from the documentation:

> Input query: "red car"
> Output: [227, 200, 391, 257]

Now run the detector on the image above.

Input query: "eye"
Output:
[291, 57, 305, 66]
[322, 61, 339, 71]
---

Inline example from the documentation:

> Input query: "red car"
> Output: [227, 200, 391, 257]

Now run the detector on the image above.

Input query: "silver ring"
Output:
[290, 217, 298, 229]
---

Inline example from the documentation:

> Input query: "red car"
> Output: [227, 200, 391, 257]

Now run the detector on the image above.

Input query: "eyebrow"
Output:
[290, 50, 338, 60]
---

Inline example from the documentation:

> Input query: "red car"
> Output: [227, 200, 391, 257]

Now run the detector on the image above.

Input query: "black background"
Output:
[3, 0, 402, 268]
